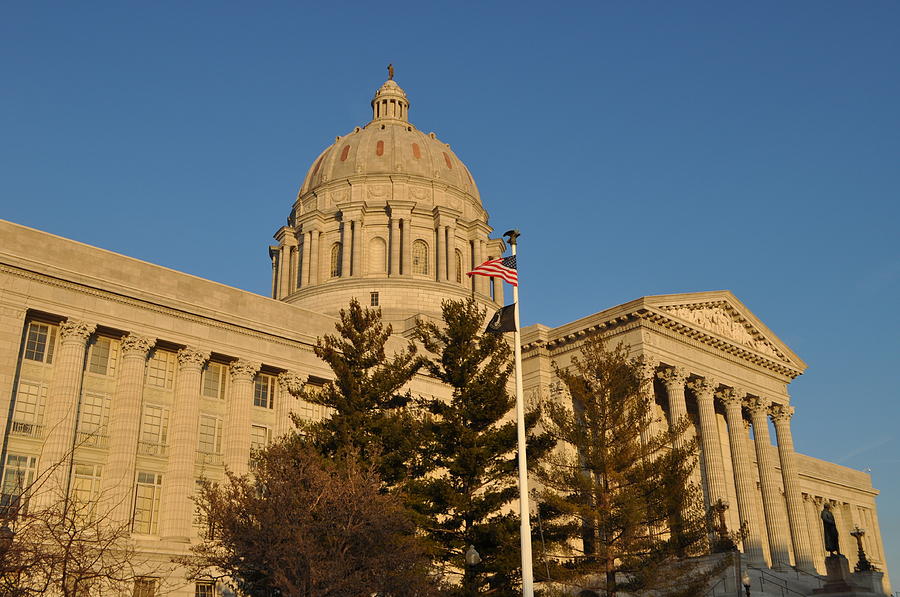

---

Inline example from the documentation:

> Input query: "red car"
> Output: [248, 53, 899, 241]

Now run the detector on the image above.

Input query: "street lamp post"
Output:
[849, 526, 873, 572]
[741, 572, 751, 597]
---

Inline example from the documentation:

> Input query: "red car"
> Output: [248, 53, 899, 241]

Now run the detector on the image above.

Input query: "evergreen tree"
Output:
[412, 299, 550, 596]
[298, 298, 424, 486]
[534, 335, 714, 597]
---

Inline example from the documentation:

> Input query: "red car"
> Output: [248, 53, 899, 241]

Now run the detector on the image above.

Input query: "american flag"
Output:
[467, 255, 517, 286]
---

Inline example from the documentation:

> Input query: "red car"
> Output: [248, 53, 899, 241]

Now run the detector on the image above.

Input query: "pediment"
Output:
[642, 291, 806, 372]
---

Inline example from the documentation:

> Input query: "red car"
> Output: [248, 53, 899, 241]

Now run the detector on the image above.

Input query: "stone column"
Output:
[224, 360, 260, 477]
[275, 371, 305, 438]
[476, 239, 488, 294]
[805, 495, 826, 573]
[658, 367, 689, 450]
[351, 221, 361, 277]
[390, 217, 401, 276]
[309, 229, 320, 285]
[103, 333, 155, 526]
[638, 360, 658, 448]
[687, 377, 728, 506]
[277, 245, 290, 298]
[300, 231, 311, 287]
[159, 347, 210, 541]
[341, 221, 352, 277]
[401, 219, 411, 277]
[771, 404, 817, 572]
[448, 225, 457, 282]
[37, 319, 96, 502]
[747, 398, 791, 569]
[719, 387, 765, 565]
[437, 226, 447, 281]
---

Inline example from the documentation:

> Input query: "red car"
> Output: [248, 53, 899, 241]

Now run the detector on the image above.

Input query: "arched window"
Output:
[412, 240, 428, 275]
[330, 243, 341, 278]
[369, 237, 387, 273]
[455, 249, 463, 283]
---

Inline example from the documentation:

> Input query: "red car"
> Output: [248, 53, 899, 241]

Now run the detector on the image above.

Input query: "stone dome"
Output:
[298, 79, 481, 204]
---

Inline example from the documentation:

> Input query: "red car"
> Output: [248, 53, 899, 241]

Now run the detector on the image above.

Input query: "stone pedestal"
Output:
[848, 571, 884, 594]
[812, 555, 881, 595]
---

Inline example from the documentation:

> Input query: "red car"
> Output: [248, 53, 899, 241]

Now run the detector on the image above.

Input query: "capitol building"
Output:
[0, 76, 890, 595]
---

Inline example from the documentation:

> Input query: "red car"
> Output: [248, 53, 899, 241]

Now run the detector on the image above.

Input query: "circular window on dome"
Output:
[442, 152, 453, 169]
[376, 140, 384, 156]
[412, 143, 421, 159]
[340, 145, 351, 161]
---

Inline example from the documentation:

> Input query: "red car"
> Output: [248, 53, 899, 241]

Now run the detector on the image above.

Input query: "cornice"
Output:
[0, 263, 317, 356]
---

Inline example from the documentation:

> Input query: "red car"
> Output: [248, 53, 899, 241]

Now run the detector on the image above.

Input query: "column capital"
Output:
[277, 371, 306, 396]
[121, 334, 155, 358]
[687, 376, 718, 400]
[639, 358, 659, 380]
[769, 403, 795, 424]
[745, 396, 771, 417]
[177, 346, 211, 370]
[229, 359, 261, 382]
[716, 386, 745, 409]
[59, 319, 96, 343]
[657, 366, 688, 389]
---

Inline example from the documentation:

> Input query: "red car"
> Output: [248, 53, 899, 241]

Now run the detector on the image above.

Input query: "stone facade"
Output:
[0, 78, 890, 595]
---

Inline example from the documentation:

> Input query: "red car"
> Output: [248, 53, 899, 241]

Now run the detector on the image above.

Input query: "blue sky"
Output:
[3, 0, 899, 582]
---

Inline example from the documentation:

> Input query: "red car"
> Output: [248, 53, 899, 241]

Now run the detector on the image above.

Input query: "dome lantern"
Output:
[371, 77, 409, 123]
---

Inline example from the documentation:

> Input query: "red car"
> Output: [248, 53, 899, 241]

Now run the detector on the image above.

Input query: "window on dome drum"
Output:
[23, 321, 56, 364]
[86, 335, 118, 376]
[370, 291, 379, 307]
[139, 405, 169, 457]
[330, 243, 342, 278]
[76, 391, 110, 448]
[195, 582, 216, 597]
[1, 453, 37, 512]
[254, 374, 275, 409]
[133, 577, 158, 597]
[202, 362, 227, 400]
[11, 380, 47, 438]
[455, 250, 463, 283]
[132, 472, 162, 535]
[146, 350, 175, 389]
[412, 240, 429, 275]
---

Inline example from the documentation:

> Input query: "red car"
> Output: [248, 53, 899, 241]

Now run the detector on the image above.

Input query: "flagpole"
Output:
[505, 229, 534, 597]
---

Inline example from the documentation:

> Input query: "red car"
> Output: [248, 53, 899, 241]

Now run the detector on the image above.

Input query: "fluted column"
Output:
[277, 246, 290, 298]
[37, 319, 96, 502]
[300, 231, 311, 287]
[276, 371, 305, 438]
[437, 226, 448, 281]
[688, 377, 727, 506]
[638, 360, 658, 448]
[390, 218, 401, 276]
[341, 221, 352, 277]
[104, 333, 155, 525]
[747, 398, 790, 568]
[351, 221, 361, 277]
[719, 388, 765, 564]
[448, 225, 457, 282]
[159, 347, 210, 541]
[805, 495, 826, 573]
[224, 360, 260, 476]
[658, 367, 689, 450]
[771, 404, 817, 572]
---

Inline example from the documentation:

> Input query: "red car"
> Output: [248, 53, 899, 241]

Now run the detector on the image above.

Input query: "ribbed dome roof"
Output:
[298, 79, 481, 204]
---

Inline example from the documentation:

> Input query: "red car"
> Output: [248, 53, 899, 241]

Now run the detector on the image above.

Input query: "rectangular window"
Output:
[133, 577, 157, 597]
[202, 362, 227, 400]
[253, 374, 275, 409]
[370, 291, 379, 307]
[139, 405, 169, 456]
[195, 581, 215, 597]
[87, 336, 118, 376]
[23, 321, 56, 364]
[146, 350, 175, 389]
[132, 472, 162, 535]
[250, 425, 271, 452]
[197, 415, 223, 455]
[76, 392, 110, 447]
[71, 463, 103, 518]
[11, 381, 47, 438]
[1, 453, 37, 511]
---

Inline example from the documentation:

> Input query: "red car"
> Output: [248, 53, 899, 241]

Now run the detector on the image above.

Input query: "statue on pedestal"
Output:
[821, 502, 840, 555]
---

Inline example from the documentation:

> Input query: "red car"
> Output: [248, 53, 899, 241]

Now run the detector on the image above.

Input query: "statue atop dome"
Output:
[388, 63, 394, 80]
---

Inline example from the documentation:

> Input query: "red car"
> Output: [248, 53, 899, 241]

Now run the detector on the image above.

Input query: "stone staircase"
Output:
[705, 564, 826, 597]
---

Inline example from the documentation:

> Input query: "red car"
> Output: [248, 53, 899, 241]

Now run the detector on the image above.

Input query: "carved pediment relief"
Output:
[659, 303, 786, 361]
